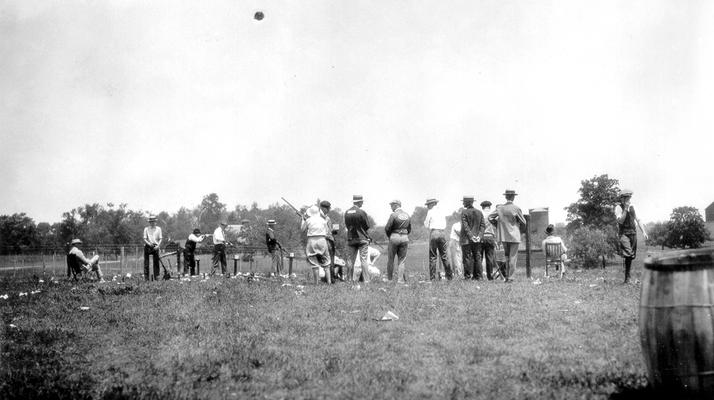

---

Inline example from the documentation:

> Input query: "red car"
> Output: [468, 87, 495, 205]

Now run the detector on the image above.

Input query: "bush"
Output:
[569, 226, 617, 268]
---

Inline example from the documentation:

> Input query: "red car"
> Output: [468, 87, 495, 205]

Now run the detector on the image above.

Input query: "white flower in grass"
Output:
[18, 292, 27, 297]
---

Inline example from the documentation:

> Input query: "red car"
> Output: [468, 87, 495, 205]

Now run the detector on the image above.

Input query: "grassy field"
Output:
[1, 243, 658, 399]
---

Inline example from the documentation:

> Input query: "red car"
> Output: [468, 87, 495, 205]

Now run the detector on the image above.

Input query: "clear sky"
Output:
[1, 0, 713, 226]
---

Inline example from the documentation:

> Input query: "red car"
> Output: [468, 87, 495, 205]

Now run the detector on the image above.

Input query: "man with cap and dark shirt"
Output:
[385, 199, 412, 283]
[344, 195, 373, 282]
[424, 198, 452, 280]
[488, 190, 526, 282]
[143, 215, 163, 280]
[614, 189, 648, 283]
[461, 196, 486, 280]
[319, 200, 341, 281]
[265, 220, 284, 275]
[184, 228, 206, 275]
[480, 200, 498, 280]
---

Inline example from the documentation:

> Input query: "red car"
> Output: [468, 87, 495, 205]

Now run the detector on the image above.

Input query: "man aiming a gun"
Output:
[184, 228, 206, 275]
[265, 219, 284, 275]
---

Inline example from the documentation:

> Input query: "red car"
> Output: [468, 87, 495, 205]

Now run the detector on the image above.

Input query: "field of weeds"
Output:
[0, 246, 656, 399]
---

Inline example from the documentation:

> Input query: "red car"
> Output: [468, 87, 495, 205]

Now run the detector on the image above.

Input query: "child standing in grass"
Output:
[301, 205, 332, 284]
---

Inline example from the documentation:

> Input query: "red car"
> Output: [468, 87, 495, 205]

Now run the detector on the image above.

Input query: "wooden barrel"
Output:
[639, 248, 714, 396]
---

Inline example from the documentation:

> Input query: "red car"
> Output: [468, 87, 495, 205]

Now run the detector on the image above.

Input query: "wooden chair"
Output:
[544, 243, 565, 279]
[66, 253, 91, 281]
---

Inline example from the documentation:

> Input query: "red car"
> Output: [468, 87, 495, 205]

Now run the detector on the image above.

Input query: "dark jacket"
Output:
[344, 205, 371, 245]
[461, 206, 486, 245]
[385, 208, 412, 237]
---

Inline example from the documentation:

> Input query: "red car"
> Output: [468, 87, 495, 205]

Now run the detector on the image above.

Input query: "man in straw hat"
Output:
[488, 190, 526, 282]
[344, 195, 373, 282]
[424, 198, 453, 280]
[265, 219, 284, 275]
[319, 200, 340, 281]
[211, 220, 230, 275]
[614, 189, 648, 283]
[461, 195, 486, 280]
[143, 215, 163, 280]
[67, 238, 105, 282]
[385, 199, 412, 283]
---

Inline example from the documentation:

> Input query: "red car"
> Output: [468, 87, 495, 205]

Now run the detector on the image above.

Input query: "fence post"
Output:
[288, 253, 294, 276]
[177, 251, 181, 275]
[525, 214, 531, 279]
[120, 247, 125, 276]
[233, 255, 238, 276]
[52, 252, 56, 276]
[196, 259, 200, 276]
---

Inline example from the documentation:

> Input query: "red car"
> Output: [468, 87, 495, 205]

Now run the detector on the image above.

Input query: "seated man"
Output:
[541, 224, 569, 264]
[67, 238, 105, 282]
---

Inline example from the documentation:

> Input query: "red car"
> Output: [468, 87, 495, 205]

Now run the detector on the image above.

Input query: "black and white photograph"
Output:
[1, 1, 714, 398]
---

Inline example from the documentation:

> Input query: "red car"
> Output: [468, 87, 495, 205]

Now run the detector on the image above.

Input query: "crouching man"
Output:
[68, 238, 105, 282]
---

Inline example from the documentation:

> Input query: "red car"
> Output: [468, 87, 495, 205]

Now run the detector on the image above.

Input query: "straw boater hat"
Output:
[463, 195, 474, 202]
[352, 195, 364, 203]
[267, 219, 276, 225]
[619, 189, 633, 197]
[425, 198, 438, 206]
[71, 238, 82, 245]
[307, 205, 320, 217]
[389, 199, 401, 207]
[148, 215, 157, 222]
[503, 190, 518, 196]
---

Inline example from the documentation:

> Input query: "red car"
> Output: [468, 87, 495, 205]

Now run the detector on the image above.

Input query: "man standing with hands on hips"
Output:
[424, 198, 453, 280]
[614, 189, 648, 284]
[489, 190, 526, 283]
[212, 220, 230, 276]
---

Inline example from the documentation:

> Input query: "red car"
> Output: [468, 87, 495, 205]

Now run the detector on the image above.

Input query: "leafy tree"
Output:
[645, 221, 672, 250]
[0, 213, 38, 254]
[565, 174, 620, 231]
[197, 193, 226, 233]
[667, 206, 710, 249]
[569, 226, 613, 268]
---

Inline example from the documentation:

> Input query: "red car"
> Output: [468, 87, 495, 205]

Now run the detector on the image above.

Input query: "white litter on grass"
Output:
[532, 279, 542, 285]
[574, 300, 582, 304]
[290, 273, 297, 278]
[296, 285, 304, 290]
[38, 279, 44, 283]
[0, 294, 8, 300]
[281, 283, 293, 287]
[589, 284, 598, 288]
[30, 290, 41, 295]
[9, 324, 17, 328]
[79, 306, 90, 311]
[380, 311, 399, 321]
[18, 292, 27, 297]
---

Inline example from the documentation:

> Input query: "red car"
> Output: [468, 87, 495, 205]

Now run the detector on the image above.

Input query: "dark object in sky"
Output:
[254, 11, 264, 21]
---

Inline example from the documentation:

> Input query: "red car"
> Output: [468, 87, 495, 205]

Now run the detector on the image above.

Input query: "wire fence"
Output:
[0, 243, 310, 278]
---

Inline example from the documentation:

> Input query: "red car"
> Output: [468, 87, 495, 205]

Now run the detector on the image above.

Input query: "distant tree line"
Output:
[0, 193, 434, 256]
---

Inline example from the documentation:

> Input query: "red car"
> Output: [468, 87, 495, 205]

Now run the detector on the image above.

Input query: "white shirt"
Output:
[143, 226, 162, 246]
[542, 235, 567, 254]
[450, 222, 462, 241]
[424, 204, 448, 230]
[213, 226, 226, 245]
[188, 233, 204, 243]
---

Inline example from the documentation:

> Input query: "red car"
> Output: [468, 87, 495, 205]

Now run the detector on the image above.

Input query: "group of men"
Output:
[65, 188, 646, 284]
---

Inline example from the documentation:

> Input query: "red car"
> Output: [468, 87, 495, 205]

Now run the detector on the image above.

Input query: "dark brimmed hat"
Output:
[463, 195, 474, 202]
[71, 238, 82, 245]
[503, 190, 517, 196]
[425, 198, 438, 205]
[319, 200, 331, 209]
[480, 200, 492, 208]
[545, 224, 554, 234]
[352, 195, 363, 203]
[193, 228, 201, 234]
[389, 199, 401, 207]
